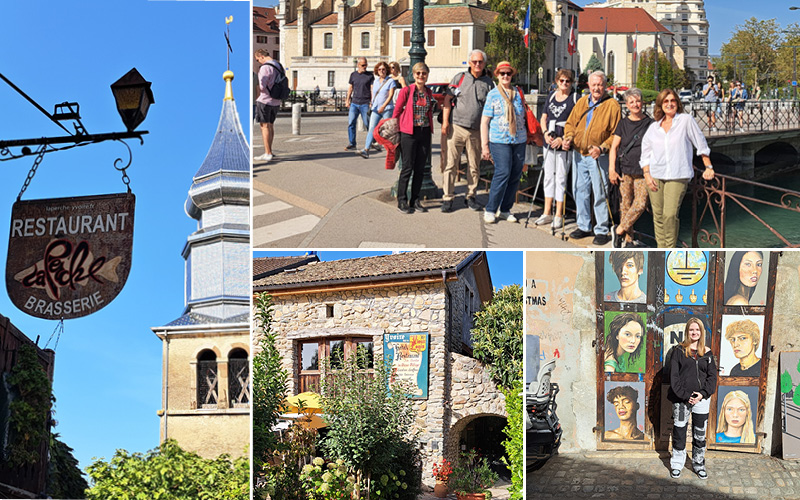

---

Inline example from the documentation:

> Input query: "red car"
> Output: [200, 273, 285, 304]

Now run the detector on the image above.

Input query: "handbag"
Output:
[517, 87, 543, 146]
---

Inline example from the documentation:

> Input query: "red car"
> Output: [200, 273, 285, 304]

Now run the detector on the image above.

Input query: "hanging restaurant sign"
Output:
[6, 193, 135, 320]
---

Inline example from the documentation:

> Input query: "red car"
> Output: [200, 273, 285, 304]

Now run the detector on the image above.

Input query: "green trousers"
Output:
[648, 178, 690, 248]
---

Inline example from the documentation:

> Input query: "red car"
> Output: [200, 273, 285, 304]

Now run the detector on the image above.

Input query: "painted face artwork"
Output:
[618, 321, 643, 354]
[613, 396, 635, 421]
[618, 258, 641, 288]
[725, 397, 748, 431]
[738, 252, 763, 289]
[730, 332, 755, 360]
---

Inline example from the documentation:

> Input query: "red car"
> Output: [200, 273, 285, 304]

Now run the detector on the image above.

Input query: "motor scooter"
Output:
[526, 358, 561, 471]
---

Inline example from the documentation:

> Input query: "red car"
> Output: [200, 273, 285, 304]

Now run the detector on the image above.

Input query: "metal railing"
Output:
[688, 99, 800, 135]
[279, 90, 348, 112]
[690, 166, 800, 247]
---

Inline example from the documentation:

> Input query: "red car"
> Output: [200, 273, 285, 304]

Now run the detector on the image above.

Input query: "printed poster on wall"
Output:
[6, 193, 135, 320]
[665, 251, 709, 306]
[384, 332, 429, 399]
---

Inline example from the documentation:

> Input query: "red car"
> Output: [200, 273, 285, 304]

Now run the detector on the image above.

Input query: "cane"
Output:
[595, 158, 617, 247]
[524, 147, 547, 228]
[556, 150, 571, 240]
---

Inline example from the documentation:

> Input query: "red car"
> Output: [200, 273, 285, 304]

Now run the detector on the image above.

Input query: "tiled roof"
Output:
[254, 6, 279, 33]
[580, 7, 671, 34]
[191, 97, 250, 180]
[253, 255, 320, 280]
[351, 11, 376, 25]
[254, 251, 477, 289]
[164, 311, 249, 327]
[565, 0, 584, 11]
[389, 6, 498, 26]
[313, 13, 339, 26]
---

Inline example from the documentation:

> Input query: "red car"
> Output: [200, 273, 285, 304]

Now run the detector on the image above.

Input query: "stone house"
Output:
[253, 251, 507, 487]
[150, 68, 250, 460]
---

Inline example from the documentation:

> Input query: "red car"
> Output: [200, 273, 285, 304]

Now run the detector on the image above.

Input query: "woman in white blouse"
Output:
[640, 89, 715, 248]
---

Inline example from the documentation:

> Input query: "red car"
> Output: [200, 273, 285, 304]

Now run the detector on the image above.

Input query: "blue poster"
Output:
[383, 332, 429, 399]
[664, 251, 709, 306]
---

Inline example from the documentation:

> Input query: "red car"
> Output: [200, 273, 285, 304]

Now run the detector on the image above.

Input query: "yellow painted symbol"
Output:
[226, 16, 233, 24]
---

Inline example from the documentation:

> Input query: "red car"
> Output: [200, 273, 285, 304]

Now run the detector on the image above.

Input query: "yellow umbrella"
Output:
[286, 391, 322, 414]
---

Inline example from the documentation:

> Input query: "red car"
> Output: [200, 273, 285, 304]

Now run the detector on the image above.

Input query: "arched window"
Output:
[197, 349, 218, 408]
[228, 348, 249, 407]
[607, 51, 615, 78]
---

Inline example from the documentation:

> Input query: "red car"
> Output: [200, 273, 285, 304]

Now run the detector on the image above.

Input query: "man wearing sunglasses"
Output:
[440, 49, 495, 213]
[345, 57, 374, 151]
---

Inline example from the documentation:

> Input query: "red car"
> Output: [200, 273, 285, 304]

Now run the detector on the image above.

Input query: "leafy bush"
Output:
[7, 343, 53, 468]
[449, 450, 499, 498]
[471, 284, 523, 390]
[501, 382, 523, 500]
[299, 457, 354, 500]
[85, 440, 249, 500]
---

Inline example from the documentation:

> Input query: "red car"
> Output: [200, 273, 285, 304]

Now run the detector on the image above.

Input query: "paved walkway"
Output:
[528, 451, 800, 500]
[418, 479, 512, 499]
[252, 114, 595, 249]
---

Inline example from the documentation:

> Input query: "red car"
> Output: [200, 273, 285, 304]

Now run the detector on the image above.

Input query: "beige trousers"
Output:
[442, 124, 482, 201]
[648, 178, 690, 248]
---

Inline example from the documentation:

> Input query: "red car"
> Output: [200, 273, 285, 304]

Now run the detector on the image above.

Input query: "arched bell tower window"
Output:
[197, 349, 218, 408]
[228, 348, 250, 407]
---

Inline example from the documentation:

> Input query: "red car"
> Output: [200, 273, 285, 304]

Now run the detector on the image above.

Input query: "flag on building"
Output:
[633, 28, 638, 62]
[523, 3, 530, 48]
[602, 17, 608, 59]
[567, 15, 576, 56]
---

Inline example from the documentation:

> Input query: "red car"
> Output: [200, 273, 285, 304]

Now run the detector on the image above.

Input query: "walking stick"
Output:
[557, 150, 571, 240]
[524, 146, 547, 228]
[595, 158, 618, 247]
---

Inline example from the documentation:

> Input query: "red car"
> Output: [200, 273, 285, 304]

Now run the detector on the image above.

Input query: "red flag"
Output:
[567, 15, 576, 56]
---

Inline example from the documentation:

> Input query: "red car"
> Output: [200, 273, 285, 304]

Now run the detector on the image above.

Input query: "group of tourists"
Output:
[702, 76, 758, 132]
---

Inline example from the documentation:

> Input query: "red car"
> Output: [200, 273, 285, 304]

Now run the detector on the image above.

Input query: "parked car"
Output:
[679, 89, 693, 104]
[426, 83, 449, 110]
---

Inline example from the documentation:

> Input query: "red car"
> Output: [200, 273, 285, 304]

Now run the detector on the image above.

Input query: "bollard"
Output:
[292, 103, 302, 135]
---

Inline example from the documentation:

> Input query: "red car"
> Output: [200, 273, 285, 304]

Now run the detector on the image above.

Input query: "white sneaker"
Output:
[534, 214, 553, 226]
[483, 211, 497, 224]
[498, 212, 518, 223]
[255, 153, 273, 162]
[551, 216, 563, 228]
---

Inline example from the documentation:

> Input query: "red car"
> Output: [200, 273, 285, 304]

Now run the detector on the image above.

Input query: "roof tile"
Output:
[254, 6, 279, 33]
[580, 7, 670, 34]
[253, 255, 320, 279]
[390, 5, 498, 26]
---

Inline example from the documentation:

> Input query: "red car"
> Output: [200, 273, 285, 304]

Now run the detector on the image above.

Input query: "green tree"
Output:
[469, 284, 523, 499]
[319, 353, 419, 499]
[584, 54, 602, 74]
[85, 440, 249, 500]
[716, 17, 781, 87]
[636, 48, 677, 91]
[7, 343, 53, 468]
[47, 433, 89, 499]
[470, 284, 523, 390]
[485, 0, 551, 83]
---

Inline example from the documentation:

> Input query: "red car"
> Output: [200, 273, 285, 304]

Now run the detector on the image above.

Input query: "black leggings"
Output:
[397, 127, 431, 204]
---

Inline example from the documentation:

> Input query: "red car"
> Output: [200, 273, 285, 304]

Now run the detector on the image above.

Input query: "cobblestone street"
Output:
[528, 451, 800, 499]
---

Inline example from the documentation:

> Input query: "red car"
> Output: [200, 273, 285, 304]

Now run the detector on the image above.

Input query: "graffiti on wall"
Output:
[780, 351, 800, 459]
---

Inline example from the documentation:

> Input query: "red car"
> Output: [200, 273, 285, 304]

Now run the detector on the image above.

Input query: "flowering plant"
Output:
[432, 458, 453, 483]
[299, 457, 355, 500]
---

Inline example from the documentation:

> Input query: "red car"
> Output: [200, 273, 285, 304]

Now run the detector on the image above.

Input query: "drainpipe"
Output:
[163, 334, 169, 442]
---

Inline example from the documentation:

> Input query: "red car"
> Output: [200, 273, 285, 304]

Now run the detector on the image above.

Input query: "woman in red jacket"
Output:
[392, 62, 434, 214]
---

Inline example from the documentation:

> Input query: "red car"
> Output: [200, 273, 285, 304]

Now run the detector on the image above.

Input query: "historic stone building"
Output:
[253, 251, 507, 487]
[150, 68, 250, 459]
[584, 0, 709, 86]
[577, 7, 677, 88]
[254, 6, 281, 62]
[277, 0, 499, 89]
[540, 0, 584, 85]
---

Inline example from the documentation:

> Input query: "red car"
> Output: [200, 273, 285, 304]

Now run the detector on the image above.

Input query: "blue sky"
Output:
[255, 0, 797, 55]
[253, 251, 523, 289]
[0, 0, 249, 474]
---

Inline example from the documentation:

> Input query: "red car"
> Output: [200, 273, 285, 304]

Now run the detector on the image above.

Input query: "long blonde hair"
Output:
[679, 317, 707, 357]
[717, 390, 756, 444]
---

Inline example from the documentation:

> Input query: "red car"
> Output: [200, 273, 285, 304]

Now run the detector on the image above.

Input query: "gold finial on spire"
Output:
[223, 15, 234, 100]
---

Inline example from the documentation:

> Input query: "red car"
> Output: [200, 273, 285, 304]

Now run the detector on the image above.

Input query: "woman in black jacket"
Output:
[668, 317, 717, 480]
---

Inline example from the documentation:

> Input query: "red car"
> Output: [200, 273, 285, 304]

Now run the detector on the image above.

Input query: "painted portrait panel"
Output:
[604, 311, 647, 374]
[604, 381, 646, 441]
[662, 311, 711, 362]
[719, 314, 765, 377]
[723, 251, 768, 306]
[603, 251, 648, 303]
[715, 385, 758, 445]
[665, 251, 709, 306]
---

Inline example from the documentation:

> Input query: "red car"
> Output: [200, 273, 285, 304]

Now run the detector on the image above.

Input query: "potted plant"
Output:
[448, 450, 499, 500]
[432, 457, 453, 498]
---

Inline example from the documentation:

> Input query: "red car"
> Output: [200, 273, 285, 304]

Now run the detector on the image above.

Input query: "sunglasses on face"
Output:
[470, 60, 485, 65]
[498, 72, 512, 76]
[559, 79, 572, 83]
[415, 72, 428, 76]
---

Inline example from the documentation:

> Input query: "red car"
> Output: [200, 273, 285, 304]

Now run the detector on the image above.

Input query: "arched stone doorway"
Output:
[445, 413, 510, 480]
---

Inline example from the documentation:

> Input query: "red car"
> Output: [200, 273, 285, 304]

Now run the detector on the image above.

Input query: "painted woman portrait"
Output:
[604, 312, 646, 373]
[716, 390, 756, 444]
[604, 385, 644, 440]
[604, 251, 646, 303]
[724, 319, 761, 377]
[724, 251, 764, 306]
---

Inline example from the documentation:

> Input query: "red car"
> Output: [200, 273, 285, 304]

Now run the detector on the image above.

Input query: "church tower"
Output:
[151, 66, 250, 459]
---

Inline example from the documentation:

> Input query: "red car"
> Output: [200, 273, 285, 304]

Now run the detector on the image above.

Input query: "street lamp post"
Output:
[393, 0, 437, 200]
